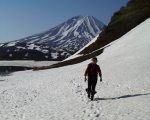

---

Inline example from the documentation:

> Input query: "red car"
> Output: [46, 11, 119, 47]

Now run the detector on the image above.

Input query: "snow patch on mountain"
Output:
[0, 44, 4, 47]
[6, 42, 17, 47]
[64, 35, 99, 61]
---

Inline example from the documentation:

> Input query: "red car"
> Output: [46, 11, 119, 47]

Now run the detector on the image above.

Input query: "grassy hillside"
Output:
[80, 0, 150, 54]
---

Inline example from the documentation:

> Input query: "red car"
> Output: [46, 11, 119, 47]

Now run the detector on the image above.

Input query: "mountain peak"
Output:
[0, 16, 105, 60]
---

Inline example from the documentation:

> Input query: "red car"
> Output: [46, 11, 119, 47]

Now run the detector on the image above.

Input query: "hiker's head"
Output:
[92, 57, 98, 63]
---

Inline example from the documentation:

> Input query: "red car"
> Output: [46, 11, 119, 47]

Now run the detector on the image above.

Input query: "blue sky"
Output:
[0, 0, 128, 43]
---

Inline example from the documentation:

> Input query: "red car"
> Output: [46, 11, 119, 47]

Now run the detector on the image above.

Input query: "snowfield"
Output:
[0, 19, 150, 120]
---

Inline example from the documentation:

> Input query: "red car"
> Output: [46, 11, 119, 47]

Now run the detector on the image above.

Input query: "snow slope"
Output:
[64, 35, 99, 61]
[0, 19, 150, 120]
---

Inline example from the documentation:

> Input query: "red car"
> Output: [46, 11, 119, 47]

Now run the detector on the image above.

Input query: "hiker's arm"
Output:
[84, 64, 90, 81]
[84, 64, 90, 76]
[98, 66, 102, 82]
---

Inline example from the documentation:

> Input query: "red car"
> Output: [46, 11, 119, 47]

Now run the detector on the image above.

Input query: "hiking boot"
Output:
[86, 88, 91, 99]
[88, 92, 91, 99]
[91, 91, 97, 100]
[91, 94, 94, 100]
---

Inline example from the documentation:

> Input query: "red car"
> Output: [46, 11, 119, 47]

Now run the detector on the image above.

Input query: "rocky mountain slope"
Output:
[0, 16, 105, 61]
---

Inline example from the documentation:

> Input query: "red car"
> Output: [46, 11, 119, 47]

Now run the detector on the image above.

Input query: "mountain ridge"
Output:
[0, 16, 105, 60]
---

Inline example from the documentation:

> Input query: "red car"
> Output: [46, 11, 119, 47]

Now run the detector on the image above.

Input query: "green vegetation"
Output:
[80, 0, 150, 54]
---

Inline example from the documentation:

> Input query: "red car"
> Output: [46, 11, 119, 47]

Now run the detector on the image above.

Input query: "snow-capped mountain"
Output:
[0, 16, 105, 60]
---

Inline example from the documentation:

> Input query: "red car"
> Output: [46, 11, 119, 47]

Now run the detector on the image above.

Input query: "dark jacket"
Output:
[84, 63, 102, 77]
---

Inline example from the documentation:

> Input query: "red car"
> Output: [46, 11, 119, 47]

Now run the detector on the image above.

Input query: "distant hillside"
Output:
[80, 0, 150, 54]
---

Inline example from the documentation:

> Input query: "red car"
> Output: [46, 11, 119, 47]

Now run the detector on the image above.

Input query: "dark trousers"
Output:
[88, 75, 97, 93]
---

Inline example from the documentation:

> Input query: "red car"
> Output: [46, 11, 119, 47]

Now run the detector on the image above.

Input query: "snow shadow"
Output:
[94, 93, 150, 101]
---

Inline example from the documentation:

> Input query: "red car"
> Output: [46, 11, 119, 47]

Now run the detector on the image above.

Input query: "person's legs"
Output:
[91, 76, 97, 100]
[92, 77, 97, 92]
[87, 76, 92, 98]
[88, 77, 92, 91]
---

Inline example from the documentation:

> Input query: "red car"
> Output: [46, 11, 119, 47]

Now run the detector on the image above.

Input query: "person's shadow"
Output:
[94, 93, 150, 101]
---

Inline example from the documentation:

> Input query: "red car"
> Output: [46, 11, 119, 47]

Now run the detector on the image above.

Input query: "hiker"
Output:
[84, 57, 102, 100]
